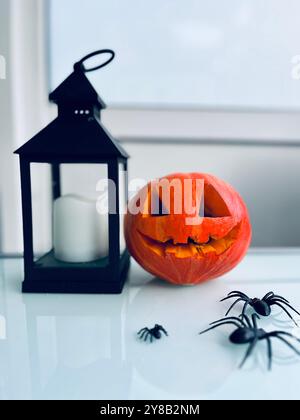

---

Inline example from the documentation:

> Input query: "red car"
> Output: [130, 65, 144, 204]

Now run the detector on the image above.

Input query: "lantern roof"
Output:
[14, 117, 129, 159]
[49, 70, 107, 109]
[15, 50, 129, 160]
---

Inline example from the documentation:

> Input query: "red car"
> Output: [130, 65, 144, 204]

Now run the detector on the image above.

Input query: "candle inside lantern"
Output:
[53, 194, 109, 263]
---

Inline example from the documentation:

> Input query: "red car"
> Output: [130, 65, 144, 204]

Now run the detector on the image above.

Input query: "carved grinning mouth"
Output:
[138, 225, 239, 259]
[136, 178, 242, 258]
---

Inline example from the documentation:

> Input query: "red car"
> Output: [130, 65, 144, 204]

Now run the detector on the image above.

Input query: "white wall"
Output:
[0, 0, 21, 254]
[0, 0, 51, 254]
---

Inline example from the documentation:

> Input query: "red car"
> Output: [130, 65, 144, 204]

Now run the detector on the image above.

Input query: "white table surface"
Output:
[1, 250, 300, 400]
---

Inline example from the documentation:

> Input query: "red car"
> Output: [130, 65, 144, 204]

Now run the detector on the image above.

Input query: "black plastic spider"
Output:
[221, 291, 300, 326]
[200, 314, 300, 370]
[138, 324, 168, 342]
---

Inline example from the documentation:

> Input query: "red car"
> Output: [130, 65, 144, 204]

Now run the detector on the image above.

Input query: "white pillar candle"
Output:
[53, 194, 109, 263]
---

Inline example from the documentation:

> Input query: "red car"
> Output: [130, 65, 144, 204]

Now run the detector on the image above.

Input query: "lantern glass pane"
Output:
[60, 164, 107, 198]
[54, 164, 110, 267]
[119, 163, 127, 254]
[30, 163, 53, 263]
[31, 163, 111, 269]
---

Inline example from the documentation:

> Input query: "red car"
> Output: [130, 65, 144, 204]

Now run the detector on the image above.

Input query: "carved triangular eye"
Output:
[203, 184, 231, 217]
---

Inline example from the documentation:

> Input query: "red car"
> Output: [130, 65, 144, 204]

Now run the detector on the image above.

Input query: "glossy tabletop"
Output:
[0, 250, 300, 400]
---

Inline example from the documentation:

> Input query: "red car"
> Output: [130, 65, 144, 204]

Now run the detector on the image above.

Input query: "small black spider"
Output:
[138, 324, 168, 342]
[221, 291, 300, 326]
[200, 314, 300, 370]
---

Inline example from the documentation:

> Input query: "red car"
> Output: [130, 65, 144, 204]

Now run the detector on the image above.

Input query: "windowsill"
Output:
[102, 108, 300, 143]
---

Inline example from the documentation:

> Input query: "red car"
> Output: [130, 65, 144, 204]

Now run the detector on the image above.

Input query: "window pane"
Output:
[49, 0, 300, 110]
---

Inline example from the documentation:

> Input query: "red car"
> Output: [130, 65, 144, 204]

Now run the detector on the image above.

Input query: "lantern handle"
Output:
[74, 50, 115, 73]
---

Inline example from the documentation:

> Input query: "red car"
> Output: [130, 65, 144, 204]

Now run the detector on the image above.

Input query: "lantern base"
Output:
[22, 251, 130, 294]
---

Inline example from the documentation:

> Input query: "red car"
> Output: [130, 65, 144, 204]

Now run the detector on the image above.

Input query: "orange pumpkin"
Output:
[125, 173, 252, 285]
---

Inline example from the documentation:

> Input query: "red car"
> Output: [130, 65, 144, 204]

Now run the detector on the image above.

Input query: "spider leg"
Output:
[239, 338, 258, 369]
[138, 327, 148, 335]
[225, 298, 246, 317]
[241, 313, 252, 328]
[144, 332, 150, 342]
[160, 327, 168, 336]
[241, 302, 249, 322]
[220, 295, 241, 302]
[263, 292, 275, 301]
[271, 302, 298, 326]
[271, 335, 300, 356]
[266, 337, 273, 371]
[210, 316, 246, 327]
[272, 295, 290, 304]
[138, 329, 149, 340]
[142, 329, 151, 340]
[251, 314, 260, 329]
[269, 331, 300, 341]
[200, 321, 243, 335]
[139, 330, 148, 340]
[271, 299, 300, 317]
[220, 294, 244, 303]
[150, 334, 153, 343]
[228, 291, 249, 299]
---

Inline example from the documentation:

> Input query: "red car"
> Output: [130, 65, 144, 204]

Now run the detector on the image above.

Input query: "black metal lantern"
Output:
[15, 50, 130, 294]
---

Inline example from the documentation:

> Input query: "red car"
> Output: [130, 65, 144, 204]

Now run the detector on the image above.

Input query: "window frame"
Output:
[102, 108, 300, 143]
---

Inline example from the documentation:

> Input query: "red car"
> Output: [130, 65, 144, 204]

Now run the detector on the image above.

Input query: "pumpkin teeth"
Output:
[138, 226, 239, 259]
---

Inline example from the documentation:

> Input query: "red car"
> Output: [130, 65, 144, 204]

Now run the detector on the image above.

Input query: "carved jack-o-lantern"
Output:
[125, 173, 252, 285]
